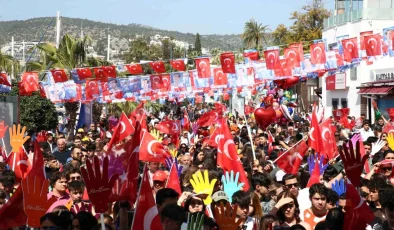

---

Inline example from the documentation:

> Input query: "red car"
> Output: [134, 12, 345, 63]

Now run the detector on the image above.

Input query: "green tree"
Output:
[124, 37, 162, 64]
[0, 52, 20, 74]
[20, 92, 58, 132]
[241, 18, 270, 50]
[194, 33, 202, 56]
[210, 48, 222, 65]
[272, 24, 291, 46]
[162, 39, 172, 60]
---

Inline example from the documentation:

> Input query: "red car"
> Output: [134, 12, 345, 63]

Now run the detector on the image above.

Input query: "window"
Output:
[341, 98, 348, 108]
[332, 98, 339, 110]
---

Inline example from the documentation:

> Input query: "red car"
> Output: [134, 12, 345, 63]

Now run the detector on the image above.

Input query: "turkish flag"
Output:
[149, 74, 164, 90]
[93, 67, 108, 81]
[275, 139, 308, 174]
[207, 127, 221, 147]
[21, 72, 39, 93]
[107, 112, 135, 150]
[332, 108, 350, 122]
[165, 163, 182, 196]
[195, 94, 203, 103]
[306, 162, 320, 188]
[284, 47, 301, 69]
[197, 110, 221, 127]
[319, 118, 337, 159]
[182, 110, 190, 131]
[38, 83, 47, 98]
[161, 74, 171, 92]
[7, 148, 31, 179]
[50, 69, 68, 83]
[218, 119, 250, 191]
[85, 80, 100, 100]
[0, 72, 11, 86]
[244, 104, 255, 115]
[76, 68, 93, 79]
[125, 64, 143, 75]
[155, 120, 181, 135]
[364, 34, 382, 56]
[309, 104, 323, 153]
[129, 101, 146, 121]
[213, 68, 228, 86]
[335, 50, 344, 67]
[360, 31, 373, 50]
[170, 59, 186, 71]
[149, 61, 166, 73]
[223, 92, 230, 100]
[274, 59, 292, 77]
[131, 166, 162, 230]
[243, 51, 259, 61]
[264, 49, 280, 70]
[267, 131, 274, 154]
[310, 43, 327, 64]
[102, 66, 117, 78]
[139, 130, 170, 163]
[220, 52, 236, 74]
[342, 37, 359, 62]
[195, 58, 211, 78]
[289, 43, 304, 61]
[386, 108, 394, 121]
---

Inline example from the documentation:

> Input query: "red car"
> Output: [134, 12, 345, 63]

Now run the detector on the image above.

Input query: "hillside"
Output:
[0, 17, 243, 55]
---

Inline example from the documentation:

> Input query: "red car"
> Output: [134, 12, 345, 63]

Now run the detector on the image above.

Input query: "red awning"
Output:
[357, 87, 394, 95]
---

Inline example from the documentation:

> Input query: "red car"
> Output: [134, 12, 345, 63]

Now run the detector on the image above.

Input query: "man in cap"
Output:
[153, 170, 168, 194]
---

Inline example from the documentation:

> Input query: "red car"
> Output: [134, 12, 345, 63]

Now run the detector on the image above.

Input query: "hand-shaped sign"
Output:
[190, 170, 217, 205]
[214, 203, 245, 230]
[387, 133, 394, 151]
[9, 124, 30, 153]
[80, 156, 119, 213]
[222, 171, 244, 202]
[339, 141, 368, 187]
[331, 179, 346, 196]
[0, 120, 8, 139]
[182, 212, 204, 230]
[371, 140, 386, 156]
[22, 176, 57, 227]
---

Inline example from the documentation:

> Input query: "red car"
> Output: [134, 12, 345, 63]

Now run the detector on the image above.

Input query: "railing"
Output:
[324, 8, 394, 29]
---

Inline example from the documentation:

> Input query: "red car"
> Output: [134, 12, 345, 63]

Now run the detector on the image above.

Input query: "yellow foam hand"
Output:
[170, 149, 178, 158]
[387, 133, 394, 151]
[150, 129, 163, 142]
[9, 124, 30, 153]
[190, 170, 217, 205]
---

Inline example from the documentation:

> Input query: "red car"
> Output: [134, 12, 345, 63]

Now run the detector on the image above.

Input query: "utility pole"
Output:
[11, 36, 14, 79]
[107, 28, 110, 62]
[55, 11, 61, 48]
[80, 22, 84, 38]
[22, 40, 25, 65]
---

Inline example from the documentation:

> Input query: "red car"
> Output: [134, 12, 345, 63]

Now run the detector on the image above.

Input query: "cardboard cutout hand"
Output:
[0, 120, 8, 139]
[80, 156, 119, 213]
[339, 141, 368, 187]
[190, 170, 217, 205]
[9, 124, 30, 153]
[222, 171, 244, 202]
[214, 203, 245, 230]
[185, 212, 204, 230]
[150, 129, 163, 141]
[371, 140, 386, 156]
[332, 179, 346, 196]
[22, 176, 56, 227]
[387, 133, 394, 150]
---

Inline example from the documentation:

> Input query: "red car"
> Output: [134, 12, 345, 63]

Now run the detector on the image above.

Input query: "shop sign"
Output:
[371, 68, 394, 81]
[326, 73, 346, 90]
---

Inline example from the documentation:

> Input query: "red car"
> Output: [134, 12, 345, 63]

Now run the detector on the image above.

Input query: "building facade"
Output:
[322, 0, 394, 121]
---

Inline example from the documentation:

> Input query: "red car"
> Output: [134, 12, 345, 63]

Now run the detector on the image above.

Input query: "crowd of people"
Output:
[0, 102, 394, 230]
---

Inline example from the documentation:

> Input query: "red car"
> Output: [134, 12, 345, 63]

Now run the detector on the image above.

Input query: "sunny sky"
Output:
[0, 0, 334, 34]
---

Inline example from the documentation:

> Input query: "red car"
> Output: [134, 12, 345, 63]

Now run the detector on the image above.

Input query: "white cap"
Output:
[276, 170, 286, 182]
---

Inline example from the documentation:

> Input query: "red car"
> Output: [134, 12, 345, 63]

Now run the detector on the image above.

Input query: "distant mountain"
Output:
[0, 17, 243, 55]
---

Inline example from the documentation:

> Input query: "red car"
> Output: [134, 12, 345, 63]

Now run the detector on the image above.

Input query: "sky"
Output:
[0, 0, 334, 35]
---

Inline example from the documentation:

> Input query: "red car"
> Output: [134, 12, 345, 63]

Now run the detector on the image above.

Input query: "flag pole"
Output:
[130, 165, 146, 230]
[272, 138, 305, 164]
[243, 114, 256, 160]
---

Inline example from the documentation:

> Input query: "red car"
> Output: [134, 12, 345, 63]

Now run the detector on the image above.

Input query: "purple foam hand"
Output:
[318, 154, 328, 174]
[192, 122, 199, 135]
[349, 134, 361, 147]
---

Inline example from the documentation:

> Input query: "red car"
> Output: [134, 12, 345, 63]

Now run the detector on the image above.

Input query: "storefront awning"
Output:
[357, 86, 394, 95]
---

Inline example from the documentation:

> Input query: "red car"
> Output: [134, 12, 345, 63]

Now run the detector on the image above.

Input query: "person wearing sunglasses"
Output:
[269, 191, 311, 230]
[282, 174, 300, 198]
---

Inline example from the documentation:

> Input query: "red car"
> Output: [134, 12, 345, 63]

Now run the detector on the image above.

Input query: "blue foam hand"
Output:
[317, 154, 329, 175]
[331, 179, 346, 196]
[222, 171, 244, 203]
[307, 154, 316, 175]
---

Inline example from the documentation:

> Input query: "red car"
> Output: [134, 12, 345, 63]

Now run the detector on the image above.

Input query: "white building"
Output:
[322, 0, 394, 121]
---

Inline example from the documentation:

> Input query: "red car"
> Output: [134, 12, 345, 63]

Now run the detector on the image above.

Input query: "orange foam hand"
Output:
[9, 124, 30, 153]
[0, 120, 8, 139]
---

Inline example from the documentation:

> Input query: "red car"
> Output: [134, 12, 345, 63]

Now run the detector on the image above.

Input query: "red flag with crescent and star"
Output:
[213, 68, 228, 86]
[93, 67, 108, 82]
[284, 47, 301, 69]
[50, 69, 68, 83]
[183, 109, 190, 131]
[101, 66, 117, 78]
[165, 163, 182, 196]
[243, 51, 259, 61]
[220, 52, 236, 74]
[364, 34, 382, 57]
[131, 166, 162, 230]
[196, 109, 222, 127]
[170, 59, 186, 71]
[0, 72, 11, 86]
[319, 118, 337, 159]
[85, 79, 100, 101]
[21, 72, 39, 93]
[139, 130, 170, 163]
[195, 58, 211, 78]
[125, 64, 143, 75]
[107, 112, 134, 150]
[218, 119, 250, 191]
[76, 68, 93, 79]
[275, 139, 308, 174]
[341, 37, 359, 62]
[310, 43, 327, 64]
[155, 120, 181, 135]
[6, 147, 31, 179]
[309, 104, 323, 153]
[149, 61, 166, 73]
[264, 49, 280, 70]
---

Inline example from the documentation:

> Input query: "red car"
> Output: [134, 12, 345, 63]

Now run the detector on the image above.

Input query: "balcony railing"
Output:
[324, 8, 394, 29]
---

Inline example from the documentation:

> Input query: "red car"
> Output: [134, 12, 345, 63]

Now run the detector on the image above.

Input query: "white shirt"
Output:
[358, 128, 375, 141]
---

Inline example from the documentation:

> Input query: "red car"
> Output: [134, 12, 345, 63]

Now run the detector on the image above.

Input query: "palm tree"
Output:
[0, 52, 20, 74]
[210, 48, 222, 65]
[241, 19, 270, 50]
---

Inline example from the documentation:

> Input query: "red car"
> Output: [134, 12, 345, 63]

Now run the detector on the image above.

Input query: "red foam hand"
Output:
[80, 156, 119, 213]
[21, 176, 57, 227]
[0, 120, 8, 139]
[339, 141, 368, 187]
